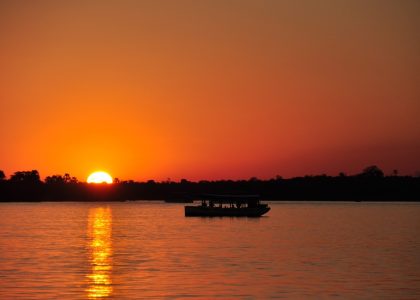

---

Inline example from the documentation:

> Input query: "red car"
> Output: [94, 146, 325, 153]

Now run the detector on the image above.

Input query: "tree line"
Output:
[0, 166, 419, 201]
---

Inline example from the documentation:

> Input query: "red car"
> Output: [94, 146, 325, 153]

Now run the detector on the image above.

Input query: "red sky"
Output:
[1, 0, 419, 181]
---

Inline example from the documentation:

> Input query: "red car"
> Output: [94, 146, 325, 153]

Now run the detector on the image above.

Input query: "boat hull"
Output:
[185, 205, 270, 217]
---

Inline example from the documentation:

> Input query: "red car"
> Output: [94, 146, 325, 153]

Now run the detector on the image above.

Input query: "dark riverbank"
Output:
[1, 175, 419, 202]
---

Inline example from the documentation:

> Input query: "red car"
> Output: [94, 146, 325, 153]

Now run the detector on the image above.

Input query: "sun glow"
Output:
[87, 207, 113, 298]
[87, 171, 113, 184]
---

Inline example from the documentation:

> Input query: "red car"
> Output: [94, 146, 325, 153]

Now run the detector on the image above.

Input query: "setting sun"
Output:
[87, 171, 113, 184]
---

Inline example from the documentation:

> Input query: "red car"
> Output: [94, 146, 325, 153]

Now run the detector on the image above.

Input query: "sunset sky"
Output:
[1, 0, 419, 181]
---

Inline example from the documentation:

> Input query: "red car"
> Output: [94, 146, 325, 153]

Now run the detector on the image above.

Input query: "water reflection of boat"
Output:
[185, 194, 270, 217]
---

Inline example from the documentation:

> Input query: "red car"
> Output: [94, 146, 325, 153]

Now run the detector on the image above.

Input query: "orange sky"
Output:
[1, 0, 419, 181]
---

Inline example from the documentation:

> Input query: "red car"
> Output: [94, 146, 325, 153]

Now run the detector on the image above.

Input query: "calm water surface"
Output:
[0, 201, 419, 299]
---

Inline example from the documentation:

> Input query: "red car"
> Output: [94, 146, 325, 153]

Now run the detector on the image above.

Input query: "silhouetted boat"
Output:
[185, 194, 270, 217]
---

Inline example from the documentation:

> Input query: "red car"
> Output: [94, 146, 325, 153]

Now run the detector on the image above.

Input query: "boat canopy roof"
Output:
[199, 194, 260, 203]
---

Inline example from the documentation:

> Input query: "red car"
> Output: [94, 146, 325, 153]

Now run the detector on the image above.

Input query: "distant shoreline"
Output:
[1, 199, 419, 203]
[1, 176, 419, 202]
[1, 166, 419, 202]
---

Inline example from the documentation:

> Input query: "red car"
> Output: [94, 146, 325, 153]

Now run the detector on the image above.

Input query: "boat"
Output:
[185, 194, 270, 217]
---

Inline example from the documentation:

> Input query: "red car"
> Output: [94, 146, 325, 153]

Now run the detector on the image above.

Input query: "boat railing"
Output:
[198, 194, 262, 208]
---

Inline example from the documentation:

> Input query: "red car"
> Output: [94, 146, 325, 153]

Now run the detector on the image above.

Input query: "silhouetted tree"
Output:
[63, 173, 71, 183]
[10, 170, 41, 183]
[45, 175, 65, 184]
[360, 165, 384, 178]
[45, 173, 78, 184]
[64, 173, 78, 183]
[0, 170, 5, 181]
[249, 177, 259, 182]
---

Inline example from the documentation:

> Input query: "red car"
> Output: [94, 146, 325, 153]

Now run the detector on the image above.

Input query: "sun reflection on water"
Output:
[87, 207, 113, 298]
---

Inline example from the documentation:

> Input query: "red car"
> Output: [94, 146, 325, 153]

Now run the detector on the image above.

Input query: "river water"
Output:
[0, 201, 419, 299]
